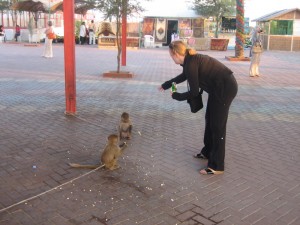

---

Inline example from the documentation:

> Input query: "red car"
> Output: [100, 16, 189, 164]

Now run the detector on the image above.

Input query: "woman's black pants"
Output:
[201, 74, 238, 171]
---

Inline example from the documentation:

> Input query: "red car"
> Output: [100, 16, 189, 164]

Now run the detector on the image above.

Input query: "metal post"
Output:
[121, 0, 127, 66]
[138, 17, 141, 49]
[48, 0, 51, 21]
[63, 0, 76, 115]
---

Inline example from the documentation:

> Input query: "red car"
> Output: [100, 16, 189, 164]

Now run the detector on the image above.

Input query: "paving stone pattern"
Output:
[0, 43, 299, 225]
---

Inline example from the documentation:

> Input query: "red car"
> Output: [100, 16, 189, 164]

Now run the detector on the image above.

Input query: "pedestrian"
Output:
[79, 22, 86, 45]
[42, 21, 54, 58]
[88, 20, 96, 45]
[0, 25, 5, 43]
[249, 26, 263, 77]
[15, 25, 21, 42]
[0, 25, 4, 35]
[85, 26, 89, 44]
[158, 40, 238, 175]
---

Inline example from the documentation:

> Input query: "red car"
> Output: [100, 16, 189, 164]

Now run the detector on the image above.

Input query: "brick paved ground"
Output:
[0, 42, 299, 225]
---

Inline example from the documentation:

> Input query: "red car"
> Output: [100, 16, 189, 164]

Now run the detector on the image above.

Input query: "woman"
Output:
[15, 25, 21, 42]
[249, 27, 263, 77]
[42, 21, 54, 58]
[0, 25, 5, 42]
[159, 40, 238, 175]
[0, 25, 5, 35]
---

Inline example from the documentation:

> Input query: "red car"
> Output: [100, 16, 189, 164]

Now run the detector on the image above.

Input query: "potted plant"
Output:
[75, 20, 81, 44]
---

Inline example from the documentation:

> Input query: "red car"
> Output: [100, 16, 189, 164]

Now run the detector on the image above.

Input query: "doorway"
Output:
[165, 20, 178, 46]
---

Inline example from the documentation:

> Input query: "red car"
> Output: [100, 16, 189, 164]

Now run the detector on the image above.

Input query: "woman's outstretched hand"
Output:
[158, 86, 164, 92]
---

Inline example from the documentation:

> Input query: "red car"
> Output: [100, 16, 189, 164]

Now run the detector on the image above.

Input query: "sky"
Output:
[142, 0, 300, 26]
[244, 0, 300, 23]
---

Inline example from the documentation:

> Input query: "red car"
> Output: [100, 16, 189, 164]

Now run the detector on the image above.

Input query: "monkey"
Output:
[69, 134, 127, 170]
[118, 112, 132, 140]
[100, 135, 127, 170]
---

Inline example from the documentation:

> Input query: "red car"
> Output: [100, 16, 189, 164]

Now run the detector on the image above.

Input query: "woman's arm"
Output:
[171, 56, 200, 101]
[161, 72, 187, 90]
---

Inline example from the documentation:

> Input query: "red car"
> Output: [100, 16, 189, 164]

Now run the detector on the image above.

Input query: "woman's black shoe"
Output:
[193, 153, 207, 159]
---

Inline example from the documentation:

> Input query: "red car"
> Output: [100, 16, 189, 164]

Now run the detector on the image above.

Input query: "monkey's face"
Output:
[121, 112, 129, 122]
[107, 134, 119, 145]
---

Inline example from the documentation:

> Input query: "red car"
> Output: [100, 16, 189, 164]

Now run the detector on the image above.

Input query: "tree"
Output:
[0, 0, 10, 25]
[96, 0, 147, 73]
[191, 0, 235, 38]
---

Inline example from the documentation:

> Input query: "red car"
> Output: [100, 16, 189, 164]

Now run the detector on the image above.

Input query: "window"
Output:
[294, 20, 300, 35]
[270, 20, 293, 35]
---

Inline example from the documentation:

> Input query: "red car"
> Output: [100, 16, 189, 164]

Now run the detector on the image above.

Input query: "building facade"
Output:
[253, 8, 300, 51]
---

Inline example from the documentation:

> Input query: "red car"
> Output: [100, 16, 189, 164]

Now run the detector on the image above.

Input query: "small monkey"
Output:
[119, 112, 132, 140]
[69, 134, 127, 170]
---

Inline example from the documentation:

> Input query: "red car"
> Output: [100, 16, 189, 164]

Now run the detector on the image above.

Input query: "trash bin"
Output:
[144, 35, 154, 48]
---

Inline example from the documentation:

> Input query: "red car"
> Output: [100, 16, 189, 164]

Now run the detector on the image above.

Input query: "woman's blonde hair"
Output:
[169, 40, 197, 56]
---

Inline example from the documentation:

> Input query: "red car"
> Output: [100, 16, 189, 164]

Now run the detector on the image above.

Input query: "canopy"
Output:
[50, 0, 97, 15]
[11, 0, 47, 13]
[10, 0, 96, 15]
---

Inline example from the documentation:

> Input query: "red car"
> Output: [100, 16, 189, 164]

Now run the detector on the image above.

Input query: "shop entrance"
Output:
[165, 20, 178, 46]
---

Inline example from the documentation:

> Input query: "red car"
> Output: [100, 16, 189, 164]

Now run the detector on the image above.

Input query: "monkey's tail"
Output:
[68, 163, 105, 169]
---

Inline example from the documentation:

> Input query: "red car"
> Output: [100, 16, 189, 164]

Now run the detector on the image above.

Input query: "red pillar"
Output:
[63, 0, 76, 115]
[121, 0, 127, 66]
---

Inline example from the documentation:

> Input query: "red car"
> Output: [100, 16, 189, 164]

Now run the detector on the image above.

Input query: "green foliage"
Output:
[95, 0, 149, 72]
[192, 0, 235, 37]
[0, 0, 10, 12]
[192, 0, 235, 18]
[75, 20, 82, 37]
[27, 17, 34, 35]
[97, 0, 145, 21]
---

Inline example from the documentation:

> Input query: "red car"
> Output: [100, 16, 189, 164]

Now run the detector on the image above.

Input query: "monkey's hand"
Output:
[119, 142, 127, 148]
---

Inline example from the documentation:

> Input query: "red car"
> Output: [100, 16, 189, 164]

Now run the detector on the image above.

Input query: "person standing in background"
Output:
[0, 25, 4, 35]
[0, 25, 5, 42]
[42, 21, 54, 58]
[249, 26, 263, 77]
[88, 20, 96, 45]
[15, 25, 21, 42]
[79, 22, 86, 45]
